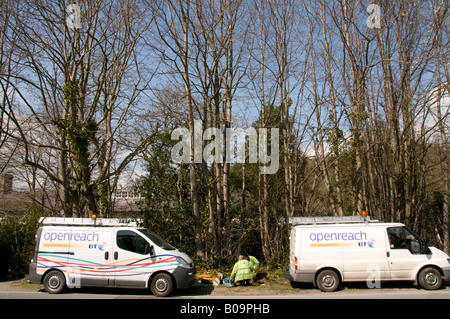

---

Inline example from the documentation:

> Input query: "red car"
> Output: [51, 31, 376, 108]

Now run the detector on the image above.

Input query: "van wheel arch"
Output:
[315, 268, 342, 292]
[41, 268, 67, 285]
[417, 266, 443, 290]
[42, 269, 67, 294]
[149, 271, 175, 297]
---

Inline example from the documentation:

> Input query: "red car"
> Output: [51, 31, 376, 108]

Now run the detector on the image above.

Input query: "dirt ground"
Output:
[193, 269, 310, 296]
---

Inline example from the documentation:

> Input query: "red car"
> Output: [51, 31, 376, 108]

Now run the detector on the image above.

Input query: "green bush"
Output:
[0, 210, 41, 279]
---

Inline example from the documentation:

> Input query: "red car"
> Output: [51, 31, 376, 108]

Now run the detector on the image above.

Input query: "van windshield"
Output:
[138, 228, 175, 250]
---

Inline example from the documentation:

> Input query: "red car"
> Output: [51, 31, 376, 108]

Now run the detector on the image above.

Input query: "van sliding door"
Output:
[342, 227, 390, 281]
[67, 228, 113, 287]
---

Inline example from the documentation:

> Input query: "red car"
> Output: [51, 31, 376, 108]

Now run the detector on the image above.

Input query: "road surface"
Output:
[1, 279, 450, 299]
[1, 280, 448, 318]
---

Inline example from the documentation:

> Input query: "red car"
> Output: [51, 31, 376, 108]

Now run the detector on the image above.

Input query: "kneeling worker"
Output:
[249, 255, 260, 282]
[230, 255, 253, 286]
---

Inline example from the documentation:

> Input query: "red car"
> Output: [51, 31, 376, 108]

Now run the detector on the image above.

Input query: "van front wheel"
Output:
[150, 273, 174, 297]
[418, 267, 442, 290]
[43, 270, 66, 294]
[316, 269, 340, 292]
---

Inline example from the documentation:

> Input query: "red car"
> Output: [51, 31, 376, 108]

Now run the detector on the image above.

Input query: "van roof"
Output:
[293, 222, 405, 229]
[39, 217, 141, 227]
[287, 216, 378, 225]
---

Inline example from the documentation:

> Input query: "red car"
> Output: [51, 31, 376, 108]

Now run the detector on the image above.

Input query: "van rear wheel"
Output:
[316, 269, 340, 292]
[150, 273, 174, 297]
[418, 267, 442, 290]
[43, 270, 66, 294]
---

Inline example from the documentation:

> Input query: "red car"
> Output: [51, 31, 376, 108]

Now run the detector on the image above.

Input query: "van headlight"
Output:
[176, 256, 189, 266]
[447, 259, 450, 265]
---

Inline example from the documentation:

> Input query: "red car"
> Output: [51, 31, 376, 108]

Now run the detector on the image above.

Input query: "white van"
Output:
[288, 216, 450, 292]
[29, 217, 196, 297]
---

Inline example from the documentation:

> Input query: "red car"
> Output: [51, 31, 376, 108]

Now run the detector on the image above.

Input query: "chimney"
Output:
[0, 174, 13, 194]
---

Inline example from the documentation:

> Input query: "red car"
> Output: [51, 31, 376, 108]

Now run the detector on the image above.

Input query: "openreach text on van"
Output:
[310, 231, 368, 243]
[43, 231, 99, 242]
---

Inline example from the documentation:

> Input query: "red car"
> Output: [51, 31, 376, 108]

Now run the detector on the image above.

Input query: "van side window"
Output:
[387, 227, 421, 254]
[117, 230, 150, 255]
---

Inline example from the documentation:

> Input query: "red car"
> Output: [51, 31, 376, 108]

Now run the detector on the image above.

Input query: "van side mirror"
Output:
[410, 241, 421, 254]
[145, 244, 154, 255]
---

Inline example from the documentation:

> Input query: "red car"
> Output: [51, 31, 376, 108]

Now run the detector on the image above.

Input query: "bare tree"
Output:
[1, 0, 154, 217]
[151, 0, 206, 258]
[430, 0, 449, 253]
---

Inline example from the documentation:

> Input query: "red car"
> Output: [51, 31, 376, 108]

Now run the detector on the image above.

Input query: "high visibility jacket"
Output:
[230, 259, 253, 282]
[249, 256, 260, 274]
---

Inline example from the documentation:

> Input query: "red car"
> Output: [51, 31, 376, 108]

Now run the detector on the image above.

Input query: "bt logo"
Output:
[88, 242, 106, 251]
[358, 240, 376, 248]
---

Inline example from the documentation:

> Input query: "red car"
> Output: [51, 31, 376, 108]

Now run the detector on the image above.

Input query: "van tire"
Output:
[418, 267, 442, 290]
[43, 270, 66, 294]
[316, 269, 340, 292]
[150, 273, 174, 297]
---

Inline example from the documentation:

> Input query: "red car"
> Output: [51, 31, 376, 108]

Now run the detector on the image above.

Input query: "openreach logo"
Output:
[171, 120, 279, 174]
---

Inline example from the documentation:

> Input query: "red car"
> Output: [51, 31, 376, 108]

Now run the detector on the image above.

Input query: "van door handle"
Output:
[387, 252, 390, 257]
[114, 252, 118, 260]
[104, 251, 109, 260]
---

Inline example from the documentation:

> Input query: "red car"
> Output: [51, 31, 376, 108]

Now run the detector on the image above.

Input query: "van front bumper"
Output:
[172, 266, 196, 289]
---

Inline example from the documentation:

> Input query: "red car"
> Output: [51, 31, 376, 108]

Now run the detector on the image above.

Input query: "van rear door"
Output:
[37, 226, 71, 278]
